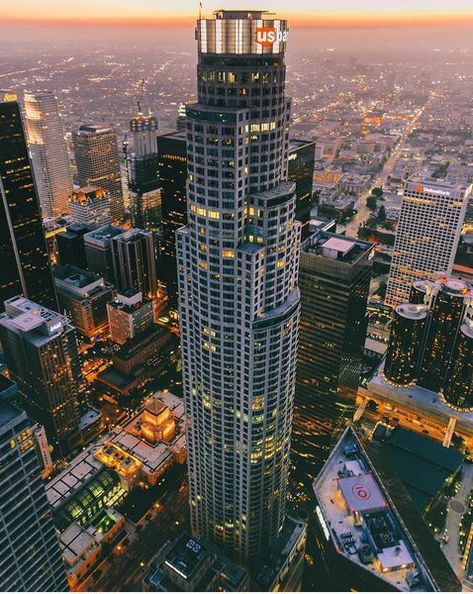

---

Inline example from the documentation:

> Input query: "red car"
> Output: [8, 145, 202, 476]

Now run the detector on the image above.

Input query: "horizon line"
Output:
[2, 12, 473, 28]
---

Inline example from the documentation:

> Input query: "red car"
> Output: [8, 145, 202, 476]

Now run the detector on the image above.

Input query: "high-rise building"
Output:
[111, 228, 157, 298]
[56, 223, 89, 269]
[157, 130, 187, 302]
[73, 125, 125, 220]
[83, 224, 125, 283]
[130, 189, 162, 253]
[177, 11, 300, 561]
[288, 139, 316, 237]
[386, 175, 472, 307]
[0, 91, 57, 311]
[54, 264, 114, 339]
[383, 274, 473, 408]
[0, 296, 82, 454]
[293, 231, 373, 477]
[23, 90, 73, 218]
[311, 426, 461, 592]
[69, 186, 112, 227]
[0, 379, 68, 592]
[107, 290, 154, 345]
[127, 111, 160, 194]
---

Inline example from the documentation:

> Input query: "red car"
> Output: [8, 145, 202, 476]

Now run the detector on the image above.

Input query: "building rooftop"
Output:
[83, 225, 125, 246]
[374, 428, 463, 513]
[313, 427, 449, 592]
[1, 297, 72, 344]
[302, 231, 373, 266]
[46, 448, 104, 509]
[94, 391, 185, 484]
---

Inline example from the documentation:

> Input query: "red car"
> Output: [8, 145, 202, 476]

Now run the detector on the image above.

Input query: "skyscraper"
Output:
[288, 139, 316, 237]
[157, 130, 187, 303]
[0, 378, 68, 592]
[383, 274, 473, 407]
[111, 228, 157, 298]
[0, 296, 82, 454]
[386, 175, 472, 307]
[177, 11, 300, 560]
[0, 91, 57, 311]
[69, 186, 112, 227]
[127, 110, 160, 194]
[23, 90, 73, 218]
[73, 124, 125, 220]
[292, 231, 373, 477]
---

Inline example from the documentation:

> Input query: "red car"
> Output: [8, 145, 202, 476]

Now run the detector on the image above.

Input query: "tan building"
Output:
[95, 391, 186, 490]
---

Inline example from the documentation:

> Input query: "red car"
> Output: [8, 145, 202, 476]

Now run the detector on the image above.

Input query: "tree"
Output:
[377, 205, 387, 222]
[367, 195, 377, 210]
[372, 186, 384, 199]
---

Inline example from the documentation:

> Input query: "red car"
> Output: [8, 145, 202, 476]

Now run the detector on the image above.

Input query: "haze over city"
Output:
[0, 2, 472, 593]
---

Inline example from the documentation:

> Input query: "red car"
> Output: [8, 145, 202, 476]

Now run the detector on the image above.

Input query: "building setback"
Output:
[0, 91, 57, 311]
[23, 90, 73, 218]
[178, 11, 301, 561]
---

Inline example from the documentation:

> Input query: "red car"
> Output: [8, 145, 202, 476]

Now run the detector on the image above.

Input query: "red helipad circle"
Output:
[352, 483, 372, 500]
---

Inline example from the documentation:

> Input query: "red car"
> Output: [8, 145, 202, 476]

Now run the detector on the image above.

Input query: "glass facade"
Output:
[0, 95, 57, 311]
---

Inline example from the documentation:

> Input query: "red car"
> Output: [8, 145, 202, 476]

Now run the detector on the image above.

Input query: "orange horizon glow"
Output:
[2, 11, 473, 28]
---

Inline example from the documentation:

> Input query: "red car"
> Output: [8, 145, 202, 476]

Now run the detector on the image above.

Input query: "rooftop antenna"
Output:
[137, 78, 145, 115]
[199, 1, 202, 19]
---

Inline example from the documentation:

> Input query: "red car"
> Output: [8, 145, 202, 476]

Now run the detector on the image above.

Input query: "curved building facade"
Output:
[443, 321, 473, 409]
[384, 304, 428, 386]
[177, 11, 300, 560]
[419, 278, 470, 392]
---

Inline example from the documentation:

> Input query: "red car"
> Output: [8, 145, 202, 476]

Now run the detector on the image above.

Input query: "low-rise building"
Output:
[95, 391, 186, 490]
[143, 533, 249, 592]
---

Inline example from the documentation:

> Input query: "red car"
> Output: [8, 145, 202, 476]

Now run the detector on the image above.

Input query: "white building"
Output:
[69, 186, 112, 228]
[177, 11, 300, 560]
[23, 91, 73, 218]
[386, 175, 472, 307]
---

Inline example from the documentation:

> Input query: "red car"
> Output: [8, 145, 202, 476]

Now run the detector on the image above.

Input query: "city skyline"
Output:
[2, 0, 473, 26]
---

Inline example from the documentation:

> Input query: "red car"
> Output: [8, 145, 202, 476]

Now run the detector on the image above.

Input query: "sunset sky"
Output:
[3, 0, 473, 25]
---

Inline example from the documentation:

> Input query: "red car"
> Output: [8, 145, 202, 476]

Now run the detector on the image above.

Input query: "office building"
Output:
[111, 228, 157, 298]
[288, 139, 316, 237]
[384, 274, 473, 408]
[54, 264, 114, 339]
[56, 223, 89, 269]
[0, 296, 81, 453]
[107, 290, 154, 345]
[293, 231, 373, 477]
[73, 124, 125, 220]
[0, 91, 57, 311]
[386, 175, 472, 307]
[69, 186, 112, 227]
[176, 102, 187, 131]
[0, 380, 68, 592]
[130, 189, 162, 251]
[157, 130, 187, 302]
[177, 11, 301, 561]
[127, 110, 160, 194]
[312, 427, 460, 592]
[23, 90, 73, 217]
[84, 224, 125, 283]
[143, 533, 249, 592]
